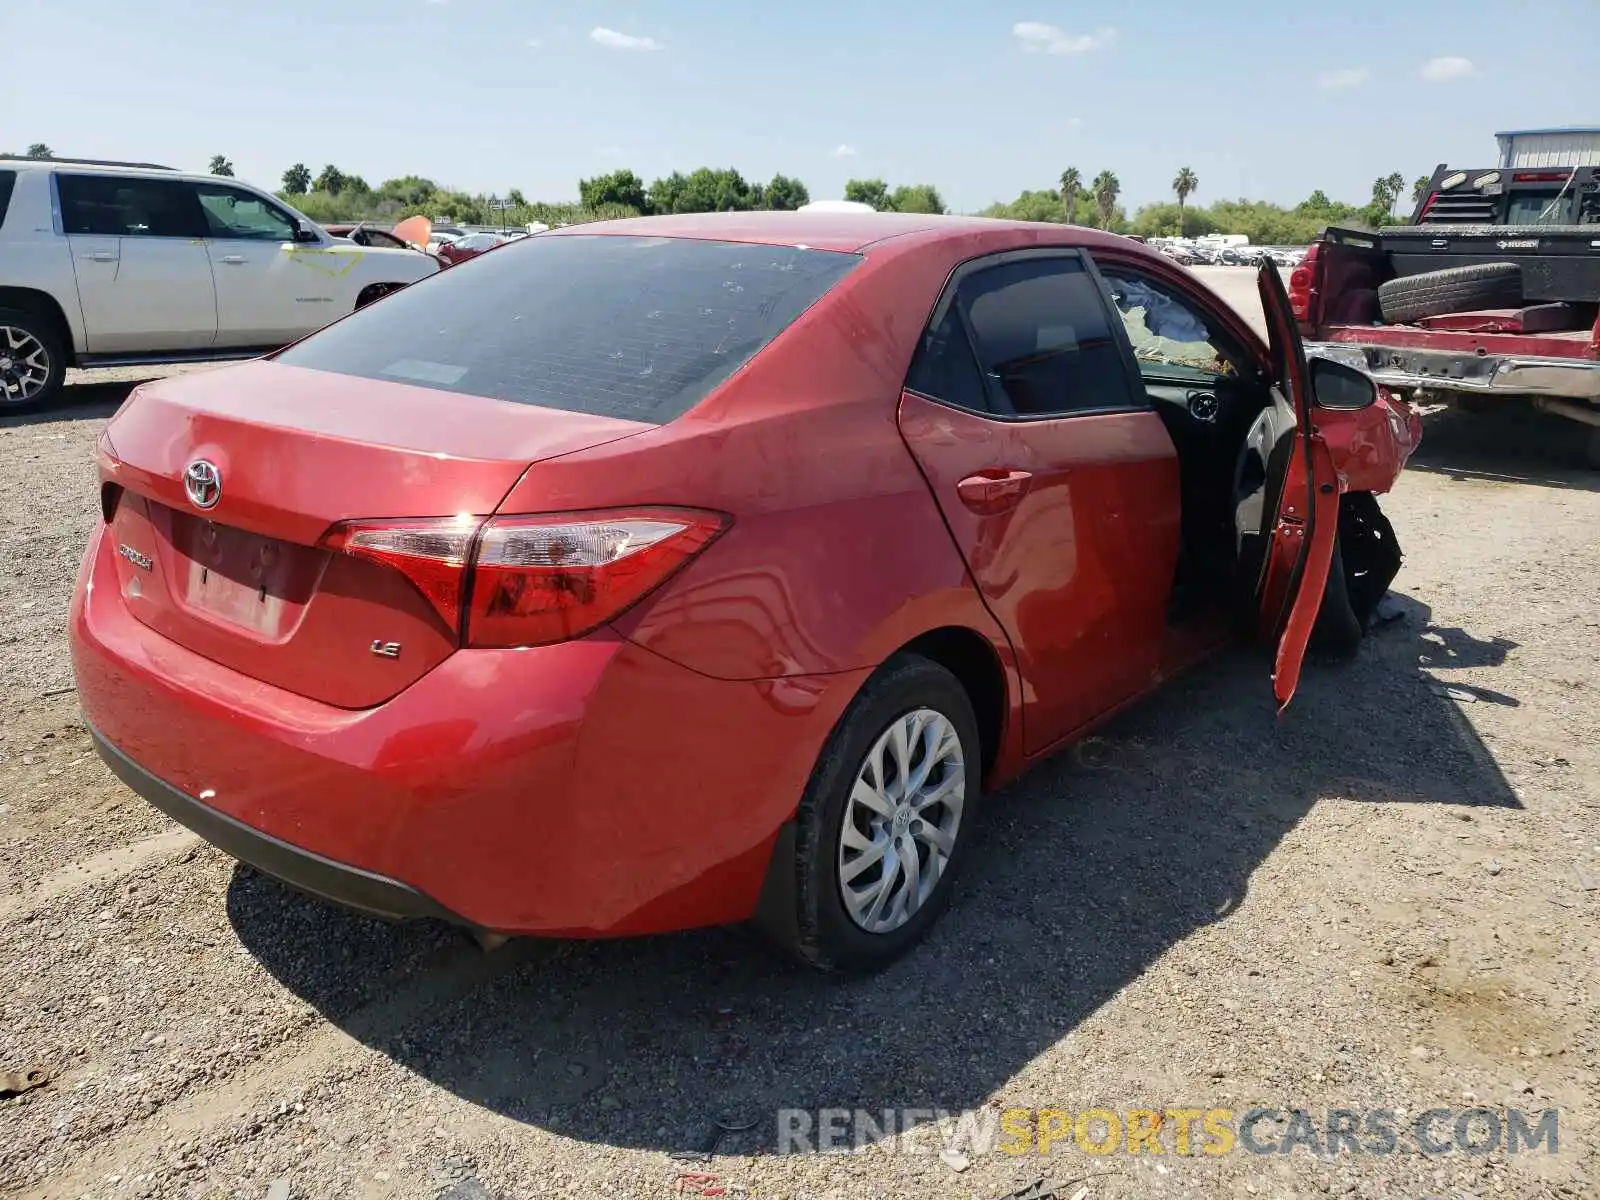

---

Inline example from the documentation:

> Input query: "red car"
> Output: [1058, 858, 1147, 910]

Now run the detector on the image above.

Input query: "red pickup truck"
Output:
[1291, 164, 1600, 466]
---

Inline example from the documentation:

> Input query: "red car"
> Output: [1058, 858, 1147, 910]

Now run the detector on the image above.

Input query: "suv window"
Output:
[1097, 266, 1246, 383]
[195, 183, 298, 241]
[956, 255, 1137, 417]
[58, 174, 207, 238]
[0, 171, 16, 229]
[275, 234, 860, 424]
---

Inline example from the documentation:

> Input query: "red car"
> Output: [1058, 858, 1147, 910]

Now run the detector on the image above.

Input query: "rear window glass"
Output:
[275, 234, 861, 424]
[0, 171, 15, 228]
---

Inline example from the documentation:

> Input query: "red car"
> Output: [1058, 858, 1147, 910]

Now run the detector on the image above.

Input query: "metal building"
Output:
[1494, 126, 1600, 169]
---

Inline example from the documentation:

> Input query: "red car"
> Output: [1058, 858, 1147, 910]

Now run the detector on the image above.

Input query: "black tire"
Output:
[0, 306, 67, 413]
[1308, 539, 1363, 662]
[1377, 262, 1522, 325]
[1585, 426, 1600, 472]
[764, 653, 982, 974]
[355, 282, 406, 310]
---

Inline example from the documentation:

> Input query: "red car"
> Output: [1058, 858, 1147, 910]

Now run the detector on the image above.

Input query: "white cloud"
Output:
[1419, 56, 1474, 82]
[831, 144, 858, 157]
[590, 26, 662, 51]
[1317, 67, 1368, 89]
[1012, 21, 1116, 55]
[526, 37, 542, 48]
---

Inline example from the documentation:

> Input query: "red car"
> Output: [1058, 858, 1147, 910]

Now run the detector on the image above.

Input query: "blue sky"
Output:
[2, 0, 1593, 213]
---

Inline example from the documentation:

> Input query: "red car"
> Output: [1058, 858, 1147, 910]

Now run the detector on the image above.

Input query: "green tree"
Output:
[1059, 168, 1081, 224]
[980, 189, 1065, 222]
[1411, 175, 1431, 205]
[1130, 202, 1218, 240]
[377, 176, 438, 208]
[313, 164, 346, 196]
[889, 183, 945, 214]
[208, 155, 234, 177]
[1092, 170, 1121, 230]
[1172, 166, 1199, 234]
[843, 178, 893, 211]
[647, 172, 690, 214]
[343, 174, 370, 195]
[507, 188, 527, 208]
[25, 143, 53, 159]
[579, 168, 648, 213]
[683, 167, 758, 212]
[281, 163, 312, 195]
[763, 173, 810, 211]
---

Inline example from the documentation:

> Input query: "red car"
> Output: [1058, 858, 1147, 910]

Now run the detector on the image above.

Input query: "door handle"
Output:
[81, 251, 116, 262]
[220, 255, 247, 264]
[956, 469, 1033, 515]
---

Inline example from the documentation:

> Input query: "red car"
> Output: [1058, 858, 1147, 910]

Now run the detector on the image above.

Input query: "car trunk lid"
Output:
[99, 361, 651, 708]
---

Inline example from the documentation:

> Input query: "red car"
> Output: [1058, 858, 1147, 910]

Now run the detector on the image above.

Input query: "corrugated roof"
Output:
[1494, 127, 1600, 138]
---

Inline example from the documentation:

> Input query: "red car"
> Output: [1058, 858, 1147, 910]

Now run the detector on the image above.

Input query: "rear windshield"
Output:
[276, 234, 860, 424]
[0, 171, 16, 229]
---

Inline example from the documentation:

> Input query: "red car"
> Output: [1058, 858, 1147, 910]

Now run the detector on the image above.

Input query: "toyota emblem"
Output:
[183, 459, 222, 510]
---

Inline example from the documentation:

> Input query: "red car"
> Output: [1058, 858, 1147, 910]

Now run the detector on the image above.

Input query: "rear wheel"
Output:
[0, 308, 66, 412]
[767, 654, 980, 973]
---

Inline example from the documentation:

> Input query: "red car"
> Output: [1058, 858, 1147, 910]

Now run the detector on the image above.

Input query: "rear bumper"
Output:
[88, 724, 465, 925]
[70, 524, 866, 936]
[1307, 341, 1600, 403]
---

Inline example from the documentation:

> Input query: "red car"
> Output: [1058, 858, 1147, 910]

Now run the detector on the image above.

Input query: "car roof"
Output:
[543, 210, 1110, 254]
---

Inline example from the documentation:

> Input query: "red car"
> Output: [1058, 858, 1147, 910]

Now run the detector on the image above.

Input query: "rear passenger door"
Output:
[897, 249, 1183, 753]
[56, 174, 217, 355]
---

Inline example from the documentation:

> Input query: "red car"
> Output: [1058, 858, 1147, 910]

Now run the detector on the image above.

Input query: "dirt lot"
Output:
[2, 279, 1598, 1199]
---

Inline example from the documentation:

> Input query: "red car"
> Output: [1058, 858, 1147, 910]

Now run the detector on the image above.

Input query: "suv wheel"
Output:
[767, 654, 981, 974]
[0, 308, 66, 412]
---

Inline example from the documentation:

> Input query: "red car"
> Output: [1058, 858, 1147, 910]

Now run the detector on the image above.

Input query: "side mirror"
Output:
[292, 223, 320, 244]
[1310, 356, 1377, 410]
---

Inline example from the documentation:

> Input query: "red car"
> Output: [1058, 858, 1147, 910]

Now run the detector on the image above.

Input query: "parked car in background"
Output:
[322, 222, 417, 252]
[436, 231, 514, 268]
[72, 212, 1416, 973]
[0, 156, 438, 410]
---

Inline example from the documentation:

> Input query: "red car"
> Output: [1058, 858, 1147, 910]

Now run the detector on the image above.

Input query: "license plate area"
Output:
[163, 507, 324, 637]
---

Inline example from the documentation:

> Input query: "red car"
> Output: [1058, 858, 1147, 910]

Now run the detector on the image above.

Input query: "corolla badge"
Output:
[183, 459, 222, 510]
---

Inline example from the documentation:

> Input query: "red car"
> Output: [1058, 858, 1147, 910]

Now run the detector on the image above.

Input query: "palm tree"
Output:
[1384, 172, 1405, 215]
[1059, 167, 1081, 224]
[1411, 175, 1431, 205]
[1172, 167, 1199, 235]
[1092, 170, 1120, 230]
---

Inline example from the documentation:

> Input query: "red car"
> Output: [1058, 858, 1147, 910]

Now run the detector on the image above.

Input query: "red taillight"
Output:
[1512, 171, 1570, 183]
[320, 517, 478, 630]
[1287, 244, 1320, 322]
[319, 507, 727, 647]
[467, 508, 727, 647]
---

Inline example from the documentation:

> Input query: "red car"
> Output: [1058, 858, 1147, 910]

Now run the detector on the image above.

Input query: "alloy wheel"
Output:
[0, 326, 51, 404]
[837, 707, 966, 934]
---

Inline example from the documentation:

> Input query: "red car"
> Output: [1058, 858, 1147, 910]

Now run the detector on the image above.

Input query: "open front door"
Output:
[1251, 262, 1341, 713]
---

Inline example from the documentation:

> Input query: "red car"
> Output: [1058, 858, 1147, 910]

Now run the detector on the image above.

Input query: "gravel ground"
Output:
[2, 284, 1597, 1200]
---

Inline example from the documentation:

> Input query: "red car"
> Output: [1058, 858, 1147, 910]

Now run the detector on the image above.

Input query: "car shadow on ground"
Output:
[1407, 404, 1599, 492]
[228, 592, 1521, 1157]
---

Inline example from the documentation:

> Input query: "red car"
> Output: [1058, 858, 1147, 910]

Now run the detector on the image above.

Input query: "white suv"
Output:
[0, 157, 439, 410]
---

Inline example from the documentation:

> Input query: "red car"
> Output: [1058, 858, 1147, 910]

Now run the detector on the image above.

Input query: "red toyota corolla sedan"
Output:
[70, 213, 1419, 972]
